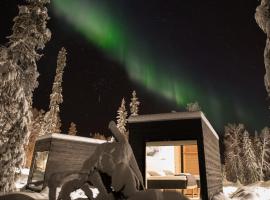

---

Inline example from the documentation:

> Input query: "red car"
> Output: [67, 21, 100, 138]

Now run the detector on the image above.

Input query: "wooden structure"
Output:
[128, 111, 223, 199]
[26, 134, 105, 191]
[182, 145, 199, 175]
[176, 145, 200, 175]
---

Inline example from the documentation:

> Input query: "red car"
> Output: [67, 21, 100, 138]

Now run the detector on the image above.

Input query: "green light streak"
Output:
[52, 0, 125, 52]
[52, 0, 199, 106]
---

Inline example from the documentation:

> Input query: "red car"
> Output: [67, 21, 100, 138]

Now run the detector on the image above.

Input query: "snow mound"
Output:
[230, 187, 261, 200]
[70, 188, 99, 200]
[15, 168, 30, 190]
[222, 181, 270, 200]
[231, 186, 270, 200]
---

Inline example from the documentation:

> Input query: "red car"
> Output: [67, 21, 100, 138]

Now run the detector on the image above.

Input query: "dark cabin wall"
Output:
[28, 135, 101, 187]
[128, 118, 202, 182]
[128, 113, 223, 200]
[201, 120, 223, 198]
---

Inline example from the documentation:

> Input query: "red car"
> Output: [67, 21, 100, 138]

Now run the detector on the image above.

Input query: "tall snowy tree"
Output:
[255, 0, 270, 96]
[186, 102, 201, 112]
[242, 131, 260, 184]
[224, 123, 245, 183]
[130, 90, 140, 116]
[68, 122, 77, 136]
[42, 47, 67, 135]
[116, 98, 128, 135]
[0, 0, 50, 192]
[259, 127, 270, 181]
[253, 131, 263, 163]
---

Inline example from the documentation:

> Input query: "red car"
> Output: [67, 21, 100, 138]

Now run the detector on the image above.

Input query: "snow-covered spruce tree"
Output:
[42, 47, 67, 135]
[186, 101, 201, 112]
[253, 131, 263, 166]
[255, 0, 270, 96]
[24, 108, 45, 168]
[90, 133, 107, 140]
[0, 0, 51, 192]
[116, 98, 128, 135]
[224, 123, 245, 183]
[68, 122, 77, 136]
[242, 131, 260, 184]
[130, 90, 140, 116]
[259, 127, 270, 181]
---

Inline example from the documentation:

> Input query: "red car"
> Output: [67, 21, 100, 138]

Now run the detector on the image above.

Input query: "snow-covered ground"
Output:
[68, 182, 270, 200]
[14, 168, 98, 200]
[15, 168, 30, 190]
[222, 181, 270, 200]
[15, 169, 270, 200]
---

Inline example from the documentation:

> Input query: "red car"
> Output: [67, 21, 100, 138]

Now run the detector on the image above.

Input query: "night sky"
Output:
[0, 0, 269, 137]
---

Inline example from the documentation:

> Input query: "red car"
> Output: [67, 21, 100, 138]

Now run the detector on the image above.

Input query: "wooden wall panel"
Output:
[44, 138, 98, 182]
[27, 135, 106, 191]
[183, 145, 199, 175]
[174, 146, 181, 174]
[202, 120, 223, 198]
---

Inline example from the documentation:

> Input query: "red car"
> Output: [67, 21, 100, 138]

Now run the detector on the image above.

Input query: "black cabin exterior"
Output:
[128, 111, 223, 200]
[27, 134, 104, 191]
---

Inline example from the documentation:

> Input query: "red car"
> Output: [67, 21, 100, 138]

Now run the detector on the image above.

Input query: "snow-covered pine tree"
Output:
[242, 131, 260, 184]
[130, 90, 140, 116]
[42, 47, 67, 135]
[259, 127, 270, 181]
[253, 131, 263, 165]
[68, 122, 77, 136]
[224, 123, 245, 183]
[90, 133, 107, 140]
[0, 0, 50, 192]
[255, 0, 270, 96]
[186, 102, 201, 112]
[24, 108, 45, 168]
[116, 98, 128, 135]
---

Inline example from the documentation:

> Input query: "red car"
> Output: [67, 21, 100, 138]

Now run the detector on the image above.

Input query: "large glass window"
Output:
[145, 141, 200, 199]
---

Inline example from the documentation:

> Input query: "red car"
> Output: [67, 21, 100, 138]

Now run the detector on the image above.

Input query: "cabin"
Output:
[128, 111, 223, 200]
[26, 134, 105, 191]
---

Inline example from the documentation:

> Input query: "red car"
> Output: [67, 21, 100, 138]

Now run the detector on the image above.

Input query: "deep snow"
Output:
[13, 169, 270, 200]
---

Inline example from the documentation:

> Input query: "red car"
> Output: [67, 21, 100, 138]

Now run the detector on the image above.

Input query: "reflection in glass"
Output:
[145, 142, 201, 198]
[27, 151, 49, 191]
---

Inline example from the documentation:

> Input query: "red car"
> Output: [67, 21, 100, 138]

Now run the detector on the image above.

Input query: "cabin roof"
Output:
[128, 111, 219, 139]
[37, 133, 106, 144]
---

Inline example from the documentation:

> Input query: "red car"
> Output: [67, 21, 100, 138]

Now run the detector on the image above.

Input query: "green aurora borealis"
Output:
[51, 0, 267, 131]
[51, 1, 200, 103]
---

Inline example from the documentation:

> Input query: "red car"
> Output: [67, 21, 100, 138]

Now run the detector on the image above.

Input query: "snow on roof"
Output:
[128, 111, 219, 139]
[37, 133, 106, 144]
